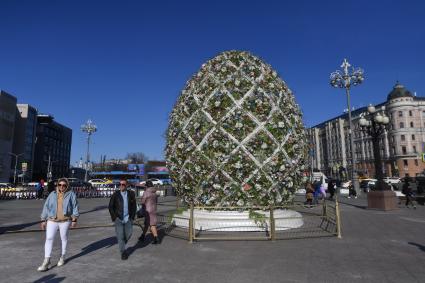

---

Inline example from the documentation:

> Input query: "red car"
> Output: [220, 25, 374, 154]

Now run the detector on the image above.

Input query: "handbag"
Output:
[136, 203, 146, 218]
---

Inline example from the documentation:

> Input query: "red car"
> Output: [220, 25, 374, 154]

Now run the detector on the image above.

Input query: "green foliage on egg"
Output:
[165, 51, 308, 207]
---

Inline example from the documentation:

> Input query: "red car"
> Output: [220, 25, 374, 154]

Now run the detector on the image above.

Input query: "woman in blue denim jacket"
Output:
[37, 178, 79, 272]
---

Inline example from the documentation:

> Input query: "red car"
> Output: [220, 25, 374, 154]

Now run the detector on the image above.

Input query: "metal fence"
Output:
[156, 197, 342, 242]
[0, 185, 176, 200]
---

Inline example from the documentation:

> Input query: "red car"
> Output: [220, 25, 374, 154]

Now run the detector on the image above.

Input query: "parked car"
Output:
[67, 178, 91, 187]
[88, 179, 110, 186]
[360, 179, 377, 192]
[383, 177, 401, 185]
[0, 183, 16, 193]
[139, 178, 163, 186]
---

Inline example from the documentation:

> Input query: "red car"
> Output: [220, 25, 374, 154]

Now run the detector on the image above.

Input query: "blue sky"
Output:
[1, 0, 424, 164]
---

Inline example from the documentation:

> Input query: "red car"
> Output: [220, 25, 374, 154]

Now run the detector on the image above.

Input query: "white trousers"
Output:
[44, 220, 71, 258]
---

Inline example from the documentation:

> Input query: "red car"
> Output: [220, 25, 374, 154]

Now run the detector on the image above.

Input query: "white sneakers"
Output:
[57, 256, 65, 267]
[37, 258, 51, 272]
[37, 256, 65, 271]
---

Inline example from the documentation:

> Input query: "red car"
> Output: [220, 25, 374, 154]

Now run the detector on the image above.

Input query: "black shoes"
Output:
[121, 251, 128, 260]
[138, 234, 145, 242]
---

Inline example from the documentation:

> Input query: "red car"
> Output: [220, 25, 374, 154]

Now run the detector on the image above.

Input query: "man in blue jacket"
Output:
[108, 179, 137, 260]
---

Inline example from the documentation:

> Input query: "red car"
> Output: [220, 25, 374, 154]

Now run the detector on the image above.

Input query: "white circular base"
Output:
[172, 209, 303, 232]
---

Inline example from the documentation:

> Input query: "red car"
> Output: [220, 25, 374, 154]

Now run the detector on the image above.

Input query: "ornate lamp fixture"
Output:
[330, 59, 364, 191]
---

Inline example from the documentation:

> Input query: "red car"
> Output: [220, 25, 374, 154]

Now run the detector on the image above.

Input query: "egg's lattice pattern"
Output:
[165, 51, 307, 207]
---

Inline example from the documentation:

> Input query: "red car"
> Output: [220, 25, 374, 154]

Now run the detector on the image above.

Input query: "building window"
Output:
[398, 111, 403, 117]
[392, 147, 396, 154]
[403, 160, 408, 166]
[400, 122, 404, 128]
[413, 146, 417, 153]
[409, 110, 413, 116]
[412, 134, 415, 140]
[401, 135, 405, 141]
[402, 146, 407, 154]
[410, 121, 414, 127]
[415, 159, 419, 166]
[423, 111, 425, 118]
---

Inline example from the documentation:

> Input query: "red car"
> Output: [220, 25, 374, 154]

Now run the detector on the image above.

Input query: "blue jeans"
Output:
[114, 219, 133, 253]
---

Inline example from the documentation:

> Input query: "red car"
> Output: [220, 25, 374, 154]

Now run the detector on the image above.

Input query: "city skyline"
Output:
[0, 0, 424, 164]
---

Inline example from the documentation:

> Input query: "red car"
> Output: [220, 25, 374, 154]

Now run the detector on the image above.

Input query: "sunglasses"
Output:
[58, 183, 67, 187]
[119, 183, 127, 186]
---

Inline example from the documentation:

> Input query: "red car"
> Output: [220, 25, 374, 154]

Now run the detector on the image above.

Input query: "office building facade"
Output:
[12, 104, 38, 181]
[310, 83, 425, 179]
[33, 115, 72, 181]
[0, 91, 17, 182]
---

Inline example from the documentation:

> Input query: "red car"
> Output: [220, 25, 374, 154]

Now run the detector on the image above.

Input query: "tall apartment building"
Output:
[12, 104, 38, 181]
[0, 91, 17, 182]
[310, 82, 425, 179]
[33, 114, 72, 181]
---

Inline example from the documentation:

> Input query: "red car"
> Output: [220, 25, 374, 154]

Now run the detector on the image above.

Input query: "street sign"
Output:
[22, 162, 27, 172]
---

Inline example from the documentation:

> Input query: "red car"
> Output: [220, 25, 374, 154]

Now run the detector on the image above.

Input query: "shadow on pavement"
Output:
[127, 230, 166, 257]
[79, 205, 108, 215]
[337, 199, 367, 209]
[408, 242, 425, 252]
[0, 220, 41, 234]
[67, 236, 117, 262]
[0, 205, 108, 235]
[33, 274, 66, 283]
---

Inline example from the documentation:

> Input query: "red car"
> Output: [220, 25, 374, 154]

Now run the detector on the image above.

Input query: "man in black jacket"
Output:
[108, 179, 137, 260]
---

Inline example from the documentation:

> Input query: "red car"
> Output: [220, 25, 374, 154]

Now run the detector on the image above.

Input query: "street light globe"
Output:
[367, 104, 376, 113]
[382, 116, 390, 124]
[359, 117, 367, 126]
[374, 113, 383, 123]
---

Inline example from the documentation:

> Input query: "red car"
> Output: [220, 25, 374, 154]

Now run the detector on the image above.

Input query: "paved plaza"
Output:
[0, 195, 424, 283]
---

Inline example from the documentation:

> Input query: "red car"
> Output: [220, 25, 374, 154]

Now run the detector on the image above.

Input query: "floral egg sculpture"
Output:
[165, 50, 307, 207]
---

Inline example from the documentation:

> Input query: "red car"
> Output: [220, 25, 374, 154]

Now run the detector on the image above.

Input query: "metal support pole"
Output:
[335, 195, 342, 239]
[85, 134, 91, 182]
[189, 202, 194, 243]
[270, 206, 275, 241]
[346, 88, 359, 193]
[13, 156, 18, 185]
[323, 199, 328, 220]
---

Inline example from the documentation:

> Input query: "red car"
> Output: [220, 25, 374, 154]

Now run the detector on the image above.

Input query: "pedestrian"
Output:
[328, 179, 336, 200]
[402, 178, 416, 209]
[305, 182, 314, 207]
[36, 179, 45, 199]
[37, 178, 79, 272]
[320, 182, 327, 200]
[108, 179, 137, 260]
[138, 180, 159, 244]
[348, 183, 357, 199]
[313, 181, 321, 204]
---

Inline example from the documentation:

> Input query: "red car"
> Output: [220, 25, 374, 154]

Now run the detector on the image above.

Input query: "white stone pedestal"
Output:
[172, 209, 303, 232]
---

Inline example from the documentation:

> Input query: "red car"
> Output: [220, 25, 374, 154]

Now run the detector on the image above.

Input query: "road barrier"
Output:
[156, 197, 342, 242]
[0, 185, 176, 200]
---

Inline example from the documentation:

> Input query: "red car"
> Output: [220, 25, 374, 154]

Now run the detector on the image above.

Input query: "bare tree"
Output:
[125, 152, 148, 164]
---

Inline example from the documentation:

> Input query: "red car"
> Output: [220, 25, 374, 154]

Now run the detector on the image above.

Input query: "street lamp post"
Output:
[81, 119, 97, 182]
[359, 104, 397, 210]
[9, 152, 24, 185]
[330, 59, 364, 192]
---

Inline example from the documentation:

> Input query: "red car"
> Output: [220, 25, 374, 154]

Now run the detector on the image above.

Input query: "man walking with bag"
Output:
[108, 179, 137, 260]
